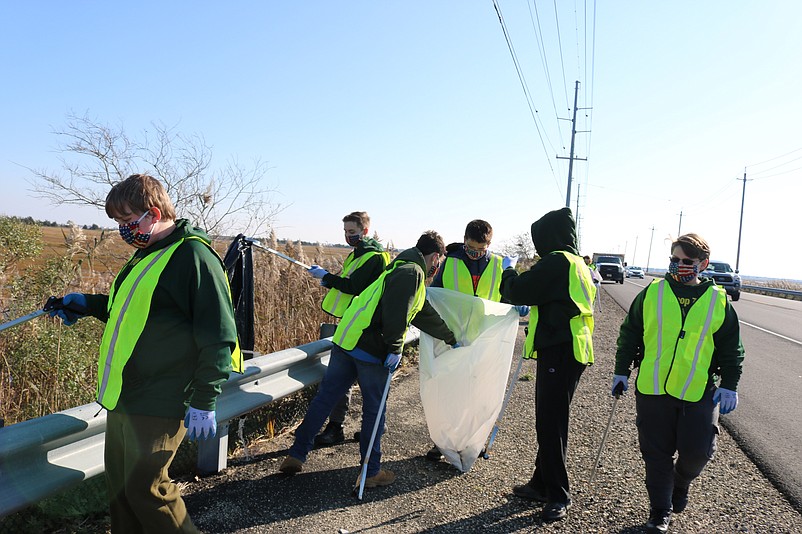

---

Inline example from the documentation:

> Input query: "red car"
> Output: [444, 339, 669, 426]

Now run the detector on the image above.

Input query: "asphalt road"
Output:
[603, 276, 802, 511]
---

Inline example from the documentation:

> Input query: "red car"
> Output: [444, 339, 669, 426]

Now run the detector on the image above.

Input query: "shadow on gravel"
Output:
[184, 456, 461, 533]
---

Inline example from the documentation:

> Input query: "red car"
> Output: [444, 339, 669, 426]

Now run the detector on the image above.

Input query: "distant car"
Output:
[626, 266, 645, 279]
[702, 260, 741, 301]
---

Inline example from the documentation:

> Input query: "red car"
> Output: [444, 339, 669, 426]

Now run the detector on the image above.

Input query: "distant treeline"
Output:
[4, 215, 103, 231]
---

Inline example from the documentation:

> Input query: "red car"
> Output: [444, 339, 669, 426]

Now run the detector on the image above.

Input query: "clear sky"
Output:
[2, 2, 800, 280]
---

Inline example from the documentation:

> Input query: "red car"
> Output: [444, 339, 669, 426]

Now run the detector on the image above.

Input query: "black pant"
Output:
[526, 342, 586, 504]
[635, 385, 719, 510]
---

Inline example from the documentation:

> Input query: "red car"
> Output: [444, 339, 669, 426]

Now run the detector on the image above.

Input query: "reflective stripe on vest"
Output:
[522, 251, 596, 364]
[321, 250, 390, 317]
[442, 254, 504, 302]
[97, 237, 242, 410]
[333, 260, 426, 352]
[636, 280, 726, 401]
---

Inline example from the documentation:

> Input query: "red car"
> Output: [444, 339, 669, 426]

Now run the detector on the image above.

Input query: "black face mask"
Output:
[345, 233, 362, 247]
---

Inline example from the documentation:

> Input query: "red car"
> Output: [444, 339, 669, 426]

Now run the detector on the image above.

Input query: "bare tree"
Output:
[500, 232, 536, 262]
[27, 112, 282, 235]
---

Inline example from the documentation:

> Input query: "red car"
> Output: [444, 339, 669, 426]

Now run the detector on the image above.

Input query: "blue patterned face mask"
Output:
[345, 233, 362, 247]
[118, 211, 152, 248]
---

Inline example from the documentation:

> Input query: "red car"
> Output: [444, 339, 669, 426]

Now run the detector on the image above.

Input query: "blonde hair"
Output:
[105, 174, 177, 221]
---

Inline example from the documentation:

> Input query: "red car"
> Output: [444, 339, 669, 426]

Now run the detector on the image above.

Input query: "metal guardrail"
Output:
[741, 284, 802, 301]
[0, 328, 420, 518]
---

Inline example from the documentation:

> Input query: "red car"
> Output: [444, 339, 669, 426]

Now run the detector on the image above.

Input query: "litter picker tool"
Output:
[0, 296, 77, 333]
[246, 238, 311, 270]
[353, 371, 393, 500]
[482, 354, 525, 459]
[588, 381, 625, 486]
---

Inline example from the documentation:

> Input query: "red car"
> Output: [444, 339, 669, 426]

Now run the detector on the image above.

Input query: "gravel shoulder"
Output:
[183, 290, 802, 533]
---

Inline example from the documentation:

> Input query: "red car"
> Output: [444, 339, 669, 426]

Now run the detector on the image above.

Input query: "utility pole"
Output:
[576, 183, 582, 251]
[632, 235, 639, 266]
[646, 226, 655, 275]
[557, 81, 589, 207]
[677, 210, 683, 236]
[736, 169, 750, 273]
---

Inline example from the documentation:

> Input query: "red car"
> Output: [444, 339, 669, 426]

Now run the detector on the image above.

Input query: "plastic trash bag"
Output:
[419, 287, 520, 472]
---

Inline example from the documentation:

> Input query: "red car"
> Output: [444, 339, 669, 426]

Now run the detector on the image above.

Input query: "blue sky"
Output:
[2, 2, 801, 280]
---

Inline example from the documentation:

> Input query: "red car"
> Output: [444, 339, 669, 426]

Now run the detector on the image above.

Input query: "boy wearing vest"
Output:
[499, 207, 596, 522]
[426, 218, 528, 461]
[613, 233, 744, 534]
[50, 174, 240, 533]
[279, 231, 458, 488]
[307, 211, 390, 446]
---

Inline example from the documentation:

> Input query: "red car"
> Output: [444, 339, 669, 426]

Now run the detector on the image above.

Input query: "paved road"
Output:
[603, 277, 802, 510]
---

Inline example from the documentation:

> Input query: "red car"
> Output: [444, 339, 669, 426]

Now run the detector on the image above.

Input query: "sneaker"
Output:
[425, 445, 443, 462]
[314, 422, 345, 447]
[356, 469, 396, 488]
[645, 508, 672, 533]
[672, 485, 689, 513]
[541, 501, 570, 521]
[512, 483, 548, 502]
[278, 456, 304, 474]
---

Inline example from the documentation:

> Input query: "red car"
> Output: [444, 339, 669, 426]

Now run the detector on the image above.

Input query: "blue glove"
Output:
[384, 353, 401, 372]
[612, 374, 629, 397]
[48, 293, 88, 326]
[451, 342, 461, 349]
[502, 255, 518, 270]
[184, 407, 217, 441]
[713, 387, 738, 415]
[308, 265, 328, 279]
[515, 305, 530, 317]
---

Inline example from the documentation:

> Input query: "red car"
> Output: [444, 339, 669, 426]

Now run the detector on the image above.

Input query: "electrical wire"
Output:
[526, 0, 564, 148]
[552, 0, 570, 110]
[745, 147, 802, 169]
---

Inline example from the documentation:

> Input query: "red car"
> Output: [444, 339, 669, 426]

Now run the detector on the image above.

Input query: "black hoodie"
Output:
[499, 207, 583, 351]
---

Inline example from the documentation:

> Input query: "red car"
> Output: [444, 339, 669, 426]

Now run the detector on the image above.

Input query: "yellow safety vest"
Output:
[321, 250, 390, 317]
[523, 251, 596, 364]
[636, 280, 727, 402]
[97, 237, 242, 410]
[333, 260, 426, 352]
[441, 254, 504, 302]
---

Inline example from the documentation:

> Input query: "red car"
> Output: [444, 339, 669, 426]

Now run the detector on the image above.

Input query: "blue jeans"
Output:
[288, 345, 391, 477]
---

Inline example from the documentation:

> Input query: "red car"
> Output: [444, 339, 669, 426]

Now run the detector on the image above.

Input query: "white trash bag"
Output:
[419, 287, 520, 472]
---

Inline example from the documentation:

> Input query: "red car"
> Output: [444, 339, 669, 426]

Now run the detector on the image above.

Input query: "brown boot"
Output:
[278, 456, 304, 474]
[356, 469, 396, 488]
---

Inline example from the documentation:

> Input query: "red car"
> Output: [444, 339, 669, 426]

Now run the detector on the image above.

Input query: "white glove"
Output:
[308, 265, 328, 279]
[184, 407, 217, 441]
[502, 255, 518, 270]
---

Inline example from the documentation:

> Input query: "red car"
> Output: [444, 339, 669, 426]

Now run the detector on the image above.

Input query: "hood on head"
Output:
[530, 207, 578, 256]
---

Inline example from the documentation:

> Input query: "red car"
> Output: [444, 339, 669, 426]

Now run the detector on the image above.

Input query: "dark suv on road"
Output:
[702, 260, 741, 301]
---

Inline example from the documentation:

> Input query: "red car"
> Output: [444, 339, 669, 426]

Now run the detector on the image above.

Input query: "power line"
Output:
[746, 147, 802, 169]
[526, 0, 564, 148]
[492, 0, 560, 193]
[552, 0, 570, 110]
[747, 154, 802, 177]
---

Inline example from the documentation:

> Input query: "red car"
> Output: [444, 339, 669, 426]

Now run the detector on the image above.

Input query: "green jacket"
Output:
[615, 274, 744, 391]
[321, 237, 387, 296]
[84, 219, 238, 418]
[349, 246, 456, 359]
[499, 207, 585, 351]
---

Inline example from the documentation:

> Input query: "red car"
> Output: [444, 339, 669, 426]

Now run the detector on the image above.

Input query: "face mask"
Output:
[464, 243, 487, 261]
[668, 260, 699, 283]
[345, 233, 362, 247]
[119, 211, 152, 248]
[427, 257, 441, 278]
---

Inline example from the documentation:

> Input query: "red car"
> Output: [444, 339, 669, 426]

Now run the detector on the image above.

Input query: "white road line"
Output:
[739, 320, 802, 346]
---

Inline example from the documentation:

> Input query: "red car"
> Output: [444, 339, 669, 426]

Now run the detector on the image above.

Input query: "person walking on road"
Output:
[498, 207, 596, 522]
[613, 233, 744, 533]
[50, 174, 242, 533]
[279, 231, 458, 489]
[306, 211, 390, 446]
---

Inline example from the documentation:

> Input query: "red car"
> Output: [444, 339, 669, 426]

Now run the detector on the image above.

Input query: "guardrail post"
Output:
[197, 421, 230, 476]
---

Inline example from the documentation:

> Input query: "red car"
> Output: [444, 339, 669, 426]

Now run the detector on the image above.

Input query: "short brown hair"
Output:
[416, 230, 445, 256]
[342, 211, 370, 230]
[464, 219, 493, 244]
[105, 174, 177, 221]
[672, 233, 710, 261]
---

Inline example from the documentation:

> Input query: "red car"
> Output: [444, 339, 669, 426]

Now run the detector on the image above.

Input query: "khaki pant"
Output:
[105, 411, 199, 534]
